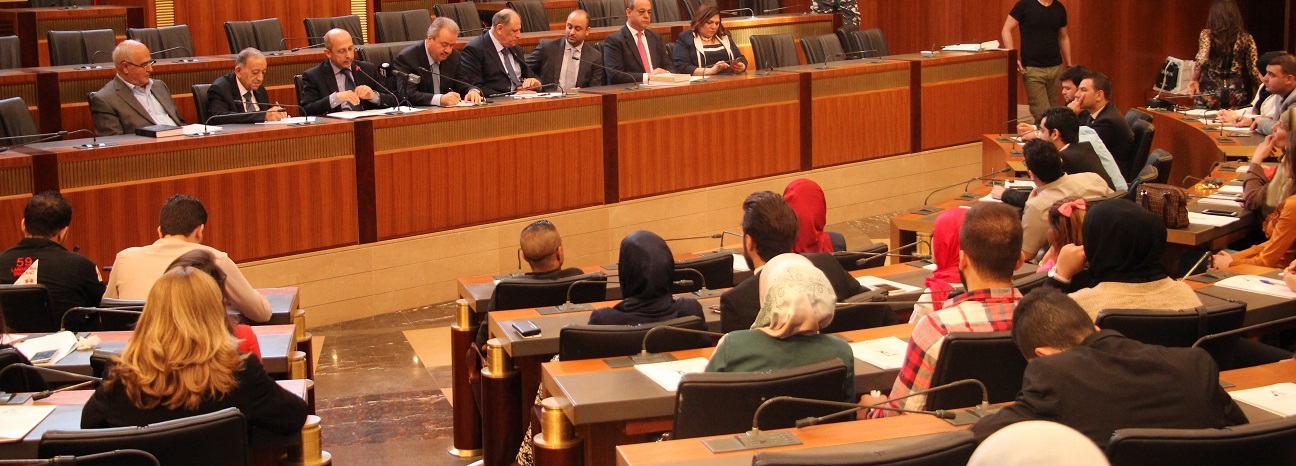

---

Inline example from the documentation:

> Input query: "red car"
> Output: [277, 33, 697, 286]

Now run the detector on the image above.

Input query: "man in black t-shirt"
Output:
[0, 191, 105, 324]
[1002, 0, 1073, 124]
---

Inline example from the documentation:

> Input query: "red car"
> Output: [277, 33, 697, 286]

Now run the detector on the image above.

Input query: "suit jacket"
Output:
[392, 42, 475, 106]
[1256, 90, 1296, 135]
[525, 37, 605, 89]
[298, 60, 398, 116]
[719, 253, 865, 333]
[670, 30, 748, 75]
[89, 76, 185, 136]
[459, 32, 537, 96]
[206, 73, 272, 125]
[601, 24, 675, 84]
[971, 330, 1248, 448]
[1079, 104, 1135, 181]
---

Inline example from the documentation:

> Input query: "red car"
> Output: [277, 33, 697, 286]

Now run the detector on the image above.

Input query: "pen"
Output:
[1259, 279, 1280, 286]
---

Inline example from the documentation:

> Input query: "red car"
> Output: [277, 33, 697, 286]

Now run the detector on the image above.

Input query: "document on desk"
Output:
[1216, 184, 1244, 195]
[13, 330, 78, 365]
[0, 405, 56, 443]
[731, 253, 751, 272]
[1187, 212, 1241, 227]
[1229, 383, 1296, 417]
[1214, 275, 1296, 299]
[979, 179, 1036, 203]
[257, 116, 318, 125]
[1197, 196, 1242, 207]
[509, 92, 564, 99]
[634, 357, 709, 392]
[855, 276, 921, 293]
[849, 337, 908, 370]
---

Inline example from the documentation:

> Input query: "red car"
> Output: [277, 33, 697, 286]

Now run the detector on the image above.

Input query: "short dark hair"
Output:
[1270, 53, 1296, 77]
[1040, 107, 1080, 144]
[1023, 138, 1065, 183]
[1011, 287, 1095, 359]
[959, 202, 1022, 282]
[1257, 51, 1286, 76]
[159, 194, 208, 236]
[1085, 72, 1113, 100]
[1058, 65, 1091, 87]
[741, 191, 798, 262]
[519, 220, 561, 267]
[23, 191, 72, 238]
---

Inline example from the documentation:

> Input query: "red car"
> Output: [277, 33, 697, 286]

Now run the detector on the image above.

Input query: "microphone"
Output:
[755, 397, 954, 430]
[0, 364, 102, 401]
[769, 379, 989, 433]
[761, 5, 806, 14]
[629, 325, 725, 364]
[459, 27, 490, 36]
[67, 128, 111, 150]
[191, 108, 283, 136]
[61, 307, 142, 332]
[572, 54, 646, 90]
[80, 50, 113, 70]
[716, 230, 742, 252]
[0, 130, 69, 152]
[663, 233, 724, 242]
[1194, 313, 1296, 348]
[33, 379, 100, 401]
[382, 63, 421, 84]
[720, 8, 757, 19]
[674, 267, 721, 299]
[998, 115, 1034, 142]
[853, 240, 933, 267]
[149, 45, 196, 62]
[921, 166, 1013, 206]
[542, 276, 608, 313]
[350, 63, 411, 114]
[291, 43, 328, 52]
[278, 37, 327, 51]
[1180, 251, 1214, 281]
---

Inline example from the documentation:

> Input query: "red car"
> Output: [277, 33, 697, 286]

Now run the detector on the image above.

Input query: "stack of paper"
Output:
[182, 124, 221, 135]
[1187, 212, 1241, 227]
[1214, 275, 1296, 299]
[849, 337, 908, 369]
[1184, 109, 1219, 118]
[0, 405, 56, 443]
[1229, 383, 1296, 417]
[13, 331, 78, 365]
[941, 40, 1000, 53]
[1216, 185, 1244, 195]
[510, 92, 565, 99]
[258, 116, 317, 125]
[855, 276, 921, 294]
[634, 357, 709, 392]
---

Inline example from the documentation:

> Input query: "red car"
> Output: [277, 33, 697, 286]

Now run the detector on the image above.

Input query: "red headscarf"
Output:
[783, 179, 834, 253]
[924, 208, 967, 309]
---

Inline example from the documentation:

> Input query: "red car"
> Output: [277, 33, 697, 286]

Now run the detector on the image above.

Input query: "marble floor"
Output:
[308, 216, 899, 465]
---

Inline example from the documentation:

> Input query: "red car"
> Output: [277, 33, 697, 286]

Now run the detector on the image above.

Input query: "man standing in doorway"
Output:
[1002, 0, 1073, 124]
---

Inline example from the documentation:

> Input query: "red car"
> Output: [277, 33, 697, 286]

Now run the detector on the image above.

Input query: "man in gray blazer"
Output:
[89, 40, 185, 136]
[1250, 53, 1296, 135]
[525, 10, 604, 90]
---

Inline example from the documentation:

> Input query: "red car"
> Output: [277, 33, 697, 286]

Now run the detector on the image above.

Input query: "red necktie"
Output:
[636, 32, 652, 72]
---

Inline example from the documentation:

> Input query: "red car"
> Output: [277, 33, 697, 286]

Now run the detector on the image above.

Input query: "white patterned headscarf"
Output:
[967, 421, 1109, 466]
[751, 253, 836, 338]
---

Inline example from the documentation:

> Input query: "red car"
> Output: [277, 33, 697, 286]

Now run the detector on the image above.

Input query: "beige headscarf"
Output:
[967, 421, 1109, 466]
[750, 253, 835, 338]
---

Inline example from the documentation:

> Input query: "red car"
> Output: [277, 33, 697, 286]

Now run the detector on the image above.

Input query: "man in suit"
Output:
[89, 40, 185, 136]
[971, 288, 1248, 447]
[299, 29, 397, 116]
[460, 9, 541, 96]
[718, 191, 867, 333]
[1074, 72, 1135, 182]
[526, 10, 604, 90]
[1003, 107, 1120, 210]
[206, 48, 287, 124]
[602, 0, 675, 84]
[392, 17, 484, 107]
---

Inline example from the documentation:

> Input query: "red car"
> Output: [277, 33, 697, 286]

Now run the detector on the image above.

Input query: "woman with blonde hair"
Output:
[81, 267, 307, 434]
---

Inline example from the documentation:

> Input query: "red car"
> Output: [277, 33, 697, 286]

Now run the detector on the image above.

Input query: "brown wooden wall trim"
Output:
[601, 93, 619, 204]
[799, 72, 813, 172]
[909, 60, 922, 154]
[354, 118, 378, 244]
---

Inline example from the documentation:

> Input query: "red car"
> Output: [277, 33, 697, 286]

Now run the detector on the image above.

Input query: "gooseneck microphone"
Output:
[149, 45, 197, 62]
[922, 166, 1013, 206]
[349, 63, 413, 113]
[572, 54, 645, 91]
[65, 128, 111, 150]
[630, 325, 725, 364]
[0, 131, 70, 152]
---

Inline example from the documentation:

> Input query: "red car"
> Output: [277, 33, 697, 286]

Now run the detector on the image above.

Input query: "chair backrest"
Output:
[558, 315, 710, 360]
[819, 302, 898, 334]
[1105, 417, 1296, 466]
[0, 96, 39, 144]
[671, 254, 735, 293]
[752, 430, 979, 466]
[832, 243, 888, 271]
[1128, 119, 1156, 177]
[507, 0, 551, 33]
[862, 28, 888, 56]
[671, 359, 850, 439]
[357, 41, 418, 67]
[834, 27, 860, 55]
[578, 0, 626, 28]
[191, 83, 212, 124]
[681, 0, 717, 21]
[293, 74, 306, 114]
[801, 34, 844, 64]
[225, 19, 287, 54]
[304, 15, 365, 46]
[433, 3, 485, 36]
[492, 272, 609, 311]
[62, 307, 144, 333]
[0, 36, 19, 69]
[126, 25, 194, 59]
[1127, 165, 1157, 196]
[375, 9, 432, 43]
[749, 34, 799, 69]
[1012, 271, 1049, 296]
[925, 331, 1027, 410]
[650, 0, 683, 22]
[224, 21, 256, 54]
[39, 408, 249, 466]
[47, 29, 115, 66]
[1146, 148, 1173, 184]
[0, 284, 57, 333]
[0, 347, 51, 393]
[1095, 302, 1245, 369]
[1125, 108, 1153, 127]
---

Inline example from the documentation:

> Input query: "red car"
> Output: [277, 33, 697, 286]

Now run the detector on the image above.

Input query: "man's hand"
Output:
[1016, 60, 1025, 74]
[651, 67, 670, 75]
[439, 91, 462, 106]
[1016, 122, 1035, 135]
[334, 90, 360, 106]
[1067, 98, 1082, 114]
[265, 106, 286, 122]
[991, 185, 1006, 200]
[1187, 80, 1200, 96]
[354, 85, 377, 101]
[1219, 109, 1239, 125]
[464, 88, 484, 103]
[521, 77, 542, 90]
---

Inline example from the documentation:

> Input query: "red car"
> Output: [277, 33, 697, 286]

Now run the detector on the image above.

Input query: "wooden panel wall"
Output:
[166, 0, 351, 56]
[808, 62, 911, 167]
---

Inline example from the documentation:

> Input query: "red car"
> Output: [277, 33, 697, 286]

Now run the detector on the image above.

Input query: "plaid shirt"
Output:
[870, 288, 1021, 418]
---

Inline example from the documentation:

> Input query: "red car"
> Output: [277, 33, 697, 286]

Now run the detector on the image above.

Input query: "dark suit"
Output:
[459, 32, 536, 96]
[392, 42, 475, 106]
[89, 76, 185, 136]
[670, 31, 748, 75]
[525, 37, 604, 89]
[206, 73, 273, 124]
[298, 60, 397, 116]
[1002, 141, 1115, 207]
[1080, 104, 1135, 181]
[971, 330, 1248, 448]
[719, 253, 866, 333]
[601, 24, 675, 84]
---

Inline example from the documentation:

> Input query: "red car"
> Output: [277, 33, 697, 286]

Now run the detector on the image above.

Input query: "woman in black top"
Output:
[670, 4, 748, 76]
[587, 230, 704, 325]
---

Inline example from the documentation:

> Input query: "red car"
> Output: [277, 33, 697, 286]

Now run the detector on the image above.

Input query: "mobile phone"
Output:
[512, 321, 541, 338]
[30, 349, 56, 364]
[1201, 209, 1239, 217]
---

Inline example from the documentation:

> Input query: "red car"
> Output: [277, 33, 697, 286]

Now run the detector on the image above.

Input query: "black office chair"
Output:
[681, 0, 717, 21]
[1125, 165, 1158, 198]
[1105, 416, 1296, 466]
[0, 347, 51, 393]
[0, 450, 159, 466]
[819, 302, 898, 333]
[578, 0, 626, 28]
[0, 284, 58, 333]
[126, 25, 195, 59]
[224, 18, 287, 54]
[292, 75, 306, 114]
[749, 34, 800, 70]
[373, 9, 432, 43]
[671, 359, 850, 439]
[507, 1, 550, 33]
[558, 315, 711, 360]
[61, 307, 144, 333]
[433, 3, 485, 36]
[832, 243, 889, 271]
[751, 430, 979, 466]
[924, 331, 1027, 411]
[834, 27, 862, 56]
[1012, 271, 1049, 296]
[46, 29, 116, 66]
[0, 96, 40, 145]
[190, 84, 212, 125]
[304, 15, 365, 46]
[39, 408, 249, 466]
[1095, 302, 1245, 370]
[671, 254, 735, 294]
[491, 272, 609, 311]
[1145, 148, 1173, 185]
[827, 231, 847, 252]
[357, 41, 419, 67]
[861, 28, 888, 56]
[0, 36, 21, 69]
[800, 34, 844, 65]
[1125, 108, 1153, 127]
[1127, 119, 1156, 180]
[648, 0, 684, 22]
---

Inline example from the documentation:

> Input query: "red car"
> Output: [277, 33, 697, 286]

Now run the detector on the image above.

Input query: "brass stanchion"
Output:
[449, 299, 483, 458]
[280, 415, 332, 466]
[481, 337, 522, 466]
[532, 397, 582, 466]
[289, 351, 307, 380]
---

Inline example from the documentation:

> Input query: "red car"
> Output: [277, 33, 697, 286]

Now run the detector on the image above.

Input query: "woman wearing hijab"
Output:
[910, 209, 966, 323]
[705, 253, 854, 399]
[588, 230, 703, 325]
[1051, 199, 1202, 319]
[783, 179, 837, 253]
[967, 421, 1109, 466]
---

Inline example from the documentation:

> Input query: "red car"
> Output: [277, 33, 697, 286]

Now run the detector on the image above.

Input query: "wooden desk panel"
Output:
[0, 152, 33, 261]
[890, 51, 1009, 151]
[0, 6, 141, 68]
[781, 60, 911, 167]
[1144, 107, 1248, 187]
[371, 96, 605, 239]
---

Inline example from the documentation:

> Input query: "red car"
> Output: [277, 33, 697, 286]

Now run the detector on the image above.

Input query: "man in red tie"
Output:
[601, 0, 675, 84]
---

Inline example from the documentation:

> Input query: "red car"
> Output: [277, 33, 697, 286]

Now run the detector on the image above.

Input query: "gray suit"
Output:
[1256, 90, 1296, 135]
[525, 37, 604, 88]
[90, 76, 185, 136]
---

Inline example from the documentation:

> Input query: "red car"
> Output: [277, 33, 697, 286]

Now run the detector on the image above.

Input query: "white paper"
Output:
[731, 253, 751, 272]
[257, 116, 317, 125]
[633, 357, 709, 392]
[509, 92, 565, 99]
[453, 101, 483, 107]
[1197, 197, 1242, 207]
[1184, 109, 1219, 118]
[1229, 383, 1296, 417]
[1215, 275, 1296, 300]
[1216, 185, 1244, 195]
[181, 124, 220, 135]
[12, 331, 78, 365]
[1222, 126, 1253, 134]
[855, 276, 921, 293]
[849, 336, 908, 369]
[1188, 212, 1241, 227]
[326, 107, 422, 119]
[0, 405, 56, 443]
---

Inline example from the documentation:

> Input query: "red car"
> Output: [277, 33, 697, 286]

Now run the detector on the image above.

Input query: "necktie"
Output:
[636, 32, 652, 73]
[502, 49, 521, 90]
[340, 68, 357, 109]
[560, 47, 579, 90]
[243, 92, 255, 112]
[431, 62, 442, 95]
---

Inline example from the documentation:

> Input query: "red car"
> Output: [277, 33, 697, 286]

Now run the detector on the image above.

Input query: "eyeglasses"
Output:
[124, 59, 156, 69]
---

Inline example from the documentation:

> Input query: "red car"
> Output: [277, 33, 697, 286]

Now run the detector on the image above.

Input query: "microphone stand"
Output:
[65, 128, 111, 150]
[190, 109, 279, 137]
[997, 115, 1032, 142]
[571, 54, 643, 91]
[675, 267, 722, 299]
[350, 64, 411, 115]
[853, 240, 932, 267]
[545, 276, 607, 313]
[0, 130, 70, 152]
[149, 45, 197, 63]
[80, 50, 113, 70]
[629, 325, 725, 364]
[921, 166, 1013, 206]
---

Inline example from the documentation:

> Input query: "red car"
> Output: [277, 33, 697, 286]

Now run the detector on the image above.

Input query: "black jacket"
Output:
[298, 60, 397, 116]
[719, 253, 865, 333]
[525, 37, 605, 89]
[601, 25, 675, 84]
[459, 32, 536, 96]
[0, 237, 104, 322]
[205, 73, 273, 124]
[391, 42, 475, 106]
[1080, 104, 1135, 181]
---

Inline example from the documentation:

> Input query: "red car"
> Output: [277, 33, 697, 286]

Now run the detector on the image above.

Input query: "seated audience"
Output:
[783, 178, 835, 253]
[993, 139, 1110, 259]
[1051, 199, 1202, 319]
[166, 250, 261, 359]
[1012, 106, 1120, 196]
[1219, 51, 1286, 126]
[1039, 196, 1093, 292]
[1215, 114, 1296, 269]
[588, 230, 703, 325]
[968, 421, 1109, 466]
[971, 288, 1248, 447]
[910, 208, 965, 323]
[1249, 53, 1296, 135]
[705, 253, 854, 398]
[478, 219, 586, 345]
[298, 29, 396, 116]
[1075, 72, 1136, 180]
[82, 267, 308, 434]
[670, 5, 748, 77]
[89, 40, 185, 136]
[104, 194, 271, 323]
[1239, 108, 1292, 216]
[861, 202, 1024, 417]
[0, 191, 104, 320]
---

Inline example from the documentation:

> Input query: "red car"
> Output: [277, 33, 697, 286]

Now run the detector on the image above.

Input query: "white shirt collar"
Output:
[119, 75, 151, 94]
[235, 77, 251, 98]
[488, 30, 507, 53]
[627, 23, 646, 35]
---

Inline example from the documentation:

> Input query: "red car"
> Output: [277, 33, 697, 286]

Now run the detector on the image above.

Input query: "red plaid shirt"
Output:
[870, 288, 1021, 418]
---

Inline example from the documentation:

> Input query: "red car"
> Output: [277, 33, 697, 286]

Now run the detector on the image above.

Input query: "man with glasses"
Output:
[205, 48, 288, 124]
[299, 28, 397, 116]
[89, 40, 186, 136]
[602, 0, 675, 84]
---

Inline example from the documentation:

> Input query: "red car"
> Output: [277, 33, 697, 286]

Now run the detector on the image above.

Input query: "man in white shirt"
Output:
[459, 9, 542, 96]
[601, 0, 675, 84]
[526, 10, 605, 89]
[89, 40, 185, 136]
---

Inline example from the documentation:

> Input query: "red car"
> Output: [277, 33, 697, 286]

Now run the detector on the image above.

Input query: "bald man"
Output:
[526, 10, 604, 89]
[89, 40, 185, 136]
[460, 9, 541, 96]
[298, 29, 396, 116]
[602, 0, 674, 84]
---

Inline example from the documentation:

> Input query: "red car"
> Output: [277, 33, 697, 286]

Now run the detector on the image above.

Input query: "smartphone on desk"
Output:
[30, 349, 56, 364]
[512, 321, 541, 338]
[1201, 209, 1239, 217]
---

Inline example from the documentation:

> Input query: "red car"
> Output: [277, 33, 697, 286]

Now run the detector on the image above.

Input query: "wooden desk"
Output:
[1145, 107, 1265, 187]
[1193, 266, 1296, 327]
[887, 51, 1011, 151]
[0, 6, 144, 68]
[777, 59, 911, 167]
[43, 324, 298, 376]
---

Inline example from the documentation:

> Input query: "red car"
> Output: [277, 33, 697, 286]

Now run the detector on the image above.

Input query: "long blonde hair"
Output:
[108, 266, 245, 410]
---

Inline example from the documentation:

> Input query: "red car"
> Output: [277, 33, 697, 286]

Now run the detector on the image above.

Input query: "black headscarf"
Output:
[1082, 199, 1169, 284]
[587, 230, 701, 325]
